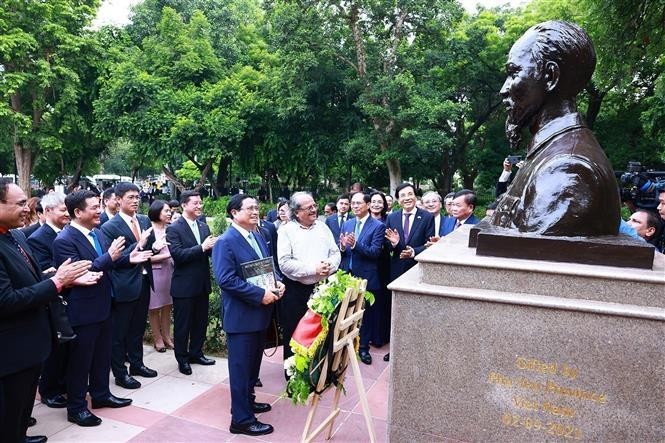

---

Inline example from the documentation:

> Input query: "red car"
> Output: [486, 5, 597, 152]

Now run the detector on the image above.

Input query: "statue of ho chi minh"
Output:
[489, 20, 621, 237]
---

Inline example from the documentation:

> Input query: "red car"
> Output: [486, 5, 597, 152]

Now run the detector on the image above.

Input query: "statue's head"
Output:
[501, 20, 596, 150]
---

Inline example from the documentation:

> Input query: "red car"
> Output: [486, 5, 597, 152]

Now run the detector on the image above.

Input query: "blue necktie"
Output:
[89, 231, 103, 256]
[248, 232, 263, 258]
[350, 220, 362, 271]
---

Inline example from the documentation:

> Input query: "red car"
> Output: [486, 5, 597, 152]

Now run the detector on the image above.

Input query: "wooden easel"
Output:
[301, 279, 376, 443]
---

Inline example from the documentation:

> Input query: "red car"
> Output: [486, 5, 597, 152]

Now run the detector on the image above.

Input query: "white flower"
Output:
[284, 356, 295, 377]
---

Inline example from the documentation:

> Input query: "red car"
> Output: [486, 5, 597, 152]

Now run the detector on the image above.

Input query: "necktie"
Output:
[130, 218, 141, 242]
[339, 215, 345, 228]
[89, 231, 103, 256]
[247, 232, 263, 258]
[5, 232, 38, 275]
[191, 221, 201, 244]
[455, 220, 462, 230]
[350, 220, 362, 271]
[403, 213, 411, 240]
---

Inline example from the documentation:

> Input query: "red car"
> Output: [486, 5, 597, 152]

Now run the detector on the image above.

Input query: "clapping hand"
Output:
[399, 246, 414, 259]
[108, 237, 126, 261]
[137, 227, 154, 250]
[74, 271, 103, 286]
[129, 246, 153, 264]
[54, 258, 92, 288]
[385, 228, 400, 247]
[202, 235, 219, 252]
[152, 234, 170, 251]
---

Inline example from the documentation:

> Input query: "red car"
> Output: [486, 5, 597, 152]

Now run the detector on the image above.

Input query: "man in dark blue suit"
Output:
[166, 190, 218, 376]
[0, 179, 92, 443]
[440, 189, 480, 237]
[27, 192, 69, 273]
[385, 183, 435, 282]
[213, 194, 284, 437]
[53, 191, 133, 427]
[421, 191, 449, 239]
[384, 183, 434, 361]
[100, 182, 156, 389]
[98, 188, 118, 227]
[339, 192, 385, 365]
[325, 194, 353, 245]
[27, 192, 71, 410]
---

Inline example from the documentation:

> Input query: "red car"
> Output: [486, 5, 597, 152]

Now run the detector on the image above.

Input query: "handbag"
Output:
[48, 296, 76, 343]
[264, 303, 281, 357]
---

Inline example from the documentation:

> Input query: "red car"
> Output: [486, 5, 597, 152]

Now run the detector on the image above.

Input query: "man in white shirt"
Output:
[277, 192, 341, 364]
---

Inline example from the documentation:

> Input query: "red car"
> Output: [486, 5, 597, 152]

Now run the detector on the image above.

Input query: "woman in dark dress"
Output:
[369, 191, 392, 348]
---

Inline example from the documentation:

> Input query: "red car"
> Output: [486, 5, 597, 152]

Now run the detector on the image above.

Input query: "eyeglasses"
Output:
[241, 205, 260, 212]
[0, 200, 28, 207]
[124, 195, 140, 201]
[298, 204, 317, 212]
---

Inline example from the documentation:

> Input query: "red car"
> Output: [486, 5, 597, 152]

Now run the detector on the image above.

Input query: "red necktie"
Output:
[5, 232, 38, 274]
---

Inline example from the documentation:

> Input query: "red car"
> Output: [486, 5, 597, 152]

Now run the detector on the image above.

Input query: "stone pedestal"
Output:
[387, 227, 665, 442]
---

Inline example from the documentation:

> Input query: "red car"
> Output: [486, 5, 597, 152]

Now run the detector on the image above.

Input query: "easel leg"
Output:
[302, 394, 319, 442]
[347, 342, 376, 443]
[325, 386, 343, 440]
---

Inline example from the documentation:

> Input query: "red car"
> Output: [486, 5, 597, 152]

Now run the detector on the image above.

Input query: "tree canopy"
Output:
[1, 0, 663, 197]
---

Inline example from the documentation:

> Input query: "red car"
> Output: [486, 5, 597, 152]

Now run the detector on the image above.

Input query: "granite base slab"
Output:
[387, 230, 665, 442]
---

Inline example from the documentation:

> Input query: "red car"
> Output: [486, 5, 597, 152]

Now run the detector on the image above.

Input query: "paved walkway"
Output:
[31, 344, 390, 442]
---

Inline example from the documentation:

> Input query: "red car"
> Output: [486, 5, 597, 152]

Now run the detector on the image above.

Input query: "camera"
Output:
[507, 155, 523, 165]
[616, 161, 665, 210]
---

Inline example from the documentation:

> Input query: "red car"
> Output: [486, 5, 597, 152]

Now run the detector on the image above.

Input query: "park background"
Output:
[1, 0, 664, 205]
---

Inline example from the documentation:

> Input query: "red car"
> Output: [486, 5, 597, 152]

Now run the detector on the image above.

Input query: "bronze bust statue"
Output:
[489, 21, 620, 237]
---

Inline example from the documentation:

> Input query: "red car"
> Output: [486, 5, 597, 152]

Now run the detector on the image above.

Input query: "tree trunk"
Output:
[69, 156, 83, 189]
[585, 82, 605, 130]
[194, 159, 213, 190]
[386, 157, 401, 197]
[162, 166, 186, 192]
[216, 156, 230, 196]
[14, 142, 33, 196]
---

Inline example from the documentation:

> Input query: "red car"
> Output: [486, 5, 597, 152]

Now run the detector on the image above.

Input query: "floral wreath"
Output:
[284, 271, 374, 404]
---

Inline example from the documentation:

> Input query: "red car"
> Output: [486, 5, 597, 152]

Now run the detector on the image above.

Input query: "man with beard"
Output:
[277, 192, 340, 364]
[489, 21, 620, 236]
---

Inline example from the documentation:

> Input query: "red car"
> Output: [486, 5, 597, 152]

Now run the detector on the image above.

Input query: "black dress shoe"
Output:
[252, 402, 271, 413]
[91, 394, 132, 409]
[359, 350, 372, 365]
[129, 365, 158, 377]
[115, 374, 141, 389]
[24, 436, 47, 443]
[179, 362, 192, 375]
[67, 409, 102, 427]
[41, 393, 67, 408]
[229, 420, 274, 436]
[254, 378, 263, 387]
[189, 356, 215, 365]
[28, 417, 37, 427]
[383, 352, 390, 362]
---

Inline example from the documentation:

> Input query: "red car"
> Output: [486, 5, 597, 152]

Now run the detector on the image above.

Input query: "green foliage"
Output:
[285, 271, 374, 405]
[204, 289, 227, 356]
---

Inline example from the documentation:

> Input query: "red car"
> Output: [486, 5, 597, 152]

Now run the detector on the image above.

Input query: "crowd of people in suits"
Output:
[0, 176, 480, 442]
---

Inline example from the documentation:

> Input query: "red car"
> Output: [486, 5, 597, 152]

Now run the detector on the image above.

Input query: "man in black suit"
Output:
[166, 190, 218, 375]
[384, 183, 434, 362]
[54, 191, 133, 427]
[27, 192, 70, 410]
[100, 182, 156, 389]
[325, 194, 353, 244]
[99, 187, 118, 227]
[0, 178, 92, 443]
